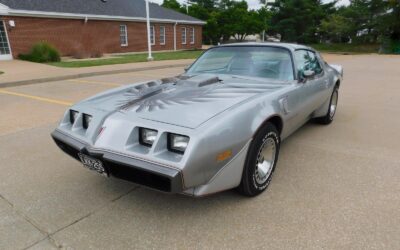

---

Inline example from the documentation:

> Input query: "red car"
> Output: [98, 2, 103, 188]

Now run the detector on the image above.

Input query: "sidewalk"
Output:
[0, 59, 194, 88]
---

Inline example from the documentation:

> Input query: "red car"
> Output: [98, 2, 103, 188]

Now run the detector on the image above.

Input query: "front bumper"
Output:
[51, 130, 183, 193]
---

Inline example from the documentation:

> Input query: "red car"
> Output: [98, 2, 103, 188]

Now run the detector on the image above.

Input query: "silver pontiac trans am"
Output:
[52, 43, 343, 197]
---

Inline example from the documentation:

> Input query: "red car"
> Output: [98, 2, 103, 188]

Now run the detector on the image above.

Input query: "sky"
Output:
[151, 0, 350, 10]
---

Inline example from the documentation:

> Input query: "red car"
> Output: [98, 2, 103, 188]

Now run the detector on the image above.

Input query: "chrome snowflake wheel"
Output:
[329, 89, 338, 119]
[254, 137, 276, 185]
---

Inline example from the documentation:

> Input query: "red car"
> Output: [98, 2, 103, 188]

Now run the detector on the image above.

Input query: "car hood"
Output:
[82, 74, 287, 129]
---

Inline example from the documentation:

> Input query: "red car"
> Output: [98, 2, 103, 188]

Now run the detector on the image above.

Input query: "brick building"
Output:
[0, 0, 205, 60]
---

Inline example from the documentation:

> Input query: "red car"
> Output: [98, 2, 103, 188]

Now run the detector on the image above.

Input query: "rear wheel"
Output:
[316, 86, 339, 125]
[237, 122, 280, 197]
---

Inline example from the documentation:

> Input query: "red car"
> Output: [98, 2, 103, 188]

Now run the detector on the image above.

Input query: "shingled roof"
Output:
[0, 0, 204, 24]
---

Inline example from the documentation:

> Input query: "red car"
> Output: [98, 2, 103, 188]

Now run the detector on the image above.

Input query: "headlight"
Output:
[168, 134, 190, 154]
[70, 110, 79, 124]
[139, 128, 158, 147]
[82, 114, 92, 129]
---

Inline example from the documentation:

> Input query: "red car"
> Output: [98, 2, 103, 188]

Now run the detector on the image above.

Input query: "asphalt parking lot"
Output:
[1, 54, 400, 249]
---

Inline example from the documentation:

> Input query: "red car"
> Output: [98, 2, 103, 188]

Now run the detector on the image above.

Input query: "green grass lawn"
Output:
[49, 50, 204, 68]
[309, 43, 380, 54]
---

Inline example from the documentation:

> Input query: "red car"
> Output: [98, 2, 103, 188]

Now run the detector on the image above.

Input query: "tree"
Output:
[375, 0, 400, 53]
[162, 0, 186, 13]
[188, 0, 218, 11]
[267, 0, 336, 43]
[340, 0, 388, 43]
[203, 11, 221, 44]
[163, 0, 219, 43]
[258, 6, 272, 41]
[188, 3, 210, 21]
[217, 1, 264, 41]
[319, 14, 352, 43]
[388, 0, 400, 41]
[375, 0, 400, 40]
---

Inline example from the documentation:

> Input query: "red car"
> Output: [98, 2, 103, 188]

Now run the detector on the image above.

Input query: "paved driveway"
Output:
[0, 55, 399, 249]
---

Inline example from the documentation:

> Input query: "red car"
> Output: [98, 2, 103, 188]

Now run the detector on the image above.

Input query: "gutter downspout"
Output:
[174, 22, 177, 51]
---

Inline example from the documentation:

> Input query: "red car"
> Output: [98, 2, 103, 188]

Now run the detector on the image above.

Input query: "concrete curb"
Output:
[0, 63, 188, 88]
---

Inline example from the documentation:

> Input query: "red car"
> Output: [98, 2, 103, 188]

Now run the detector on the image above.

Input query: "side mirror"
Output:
[298, 70, 315, 83]
[303, 70, 315, 78]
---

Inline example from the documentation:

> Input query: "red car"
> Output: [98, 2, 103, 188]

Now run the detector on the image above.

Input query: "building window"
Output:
[181, 27, 187, 44]
[150, 25, 155, 45]
[120, 25, 128, 46]
[190, 27, 195, 44]
[160, 26, 166, 45]
[0, 21, 11, 56]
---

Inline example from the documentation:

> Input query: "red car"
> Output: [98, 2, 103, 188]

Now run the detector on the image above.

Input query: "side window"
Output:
[294, 50, 323, 76]
[307, 51, 323, 75]
[294, 50, 309, 72]
[294, 50, 309, 77]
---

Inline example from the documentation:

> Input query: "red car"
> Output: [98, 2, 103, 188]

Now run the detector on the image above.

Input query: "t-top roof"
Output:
[219, 42, 312, 51]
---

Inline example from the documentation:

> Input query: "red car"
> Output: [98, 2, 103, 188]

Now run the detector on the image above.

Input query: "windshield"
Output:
[187, 46, 294, 81]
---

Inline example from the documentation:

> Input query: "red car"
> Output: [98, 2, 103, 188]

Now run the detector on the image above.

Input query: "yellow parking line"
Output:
[0, 89, 73, 106]
[67, 79, 121, 87]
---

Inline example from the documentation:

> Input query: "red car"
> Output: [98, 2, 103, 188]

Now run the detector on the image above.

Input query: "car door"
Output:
[294, 49, 328, 116]
[281, 49, 328, 136]
[306, 50, 331, 107]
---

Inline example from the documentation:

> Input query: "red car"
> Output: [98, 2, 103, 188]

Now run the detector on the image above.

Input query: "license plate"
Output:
[78, 153, 108, 176]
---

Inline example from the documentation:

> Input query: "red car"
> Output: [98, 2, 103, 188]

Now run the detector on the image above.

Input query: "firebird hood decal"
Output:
[86, 74, 286, 128]
[118, 74, 281, 113]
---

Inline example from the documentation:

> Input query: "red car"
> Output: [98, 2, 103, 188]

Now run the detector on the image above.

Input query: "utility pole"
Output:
[261, 0, 273, 42]
[145, 0, 153, 61]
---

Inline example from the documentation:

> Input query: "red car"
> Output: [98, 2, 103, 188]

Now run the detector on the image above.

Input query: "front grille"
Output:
[104, 160, 172, 192]
[53, 138, 80, 161]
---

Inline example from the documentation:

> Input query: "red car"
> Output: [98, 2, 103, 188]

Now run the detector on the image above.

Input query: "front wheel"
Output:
[237, 122, 280, 197]
[316, 86, 339, 125]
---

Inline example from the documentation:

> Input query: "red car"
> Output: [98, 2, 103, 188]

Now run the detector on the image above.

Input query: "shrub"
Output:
[379, 38, 400, 54]
[19, 42, 61, 63]
[392, 40, 400, 54]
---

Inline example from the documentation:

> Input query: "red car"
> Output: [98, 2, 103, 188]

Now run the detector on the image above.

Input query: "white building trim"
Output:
[0, 3, 9, 14]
